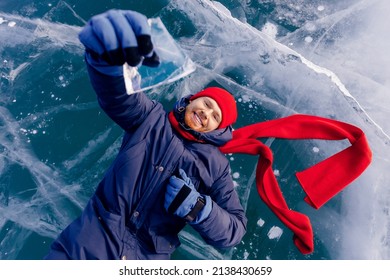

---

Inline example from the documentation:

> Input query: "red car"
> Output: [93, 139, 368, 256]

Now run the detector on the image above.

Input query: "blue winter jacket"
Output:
[45, 64, 247, 260]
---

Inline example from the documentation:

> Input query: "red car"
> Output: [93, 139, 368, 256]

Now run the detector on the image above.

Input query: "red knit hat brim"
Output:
[190, 87, 237, 129]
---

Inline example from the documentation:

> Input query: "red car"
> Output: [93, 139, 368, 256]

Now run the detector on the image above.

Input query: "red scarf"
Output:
[169, 112, 372, 254]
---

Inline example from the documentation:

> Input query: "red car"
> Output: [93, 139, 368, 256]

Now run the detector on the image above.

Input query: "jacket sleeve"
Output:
[86, 62, 156, 132]
[191, 165, 247, 248]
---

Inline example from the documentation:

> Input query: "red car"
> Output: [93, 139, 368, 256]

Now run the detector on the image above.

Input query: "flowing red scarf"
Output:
[169, 112, 372, 254]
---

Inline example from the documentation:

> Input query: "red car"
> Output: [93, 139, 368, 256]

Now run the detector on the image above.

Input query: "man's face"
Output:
[184, 96, 222, 132]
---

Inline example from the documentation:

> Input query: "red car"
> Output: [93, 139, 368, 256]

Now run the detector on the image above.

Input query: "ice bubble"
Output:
[318, 5, 325, 11]
[241, 95, 251, 102]
[0, 17, 6, 24]
[8, 21, 16, 27]
[312, 147, 320, 153]
[267, 226, 283, 240]
[305, 36, 313, 43]
[261, 22, 278, 39]
[257, 218, 265, 227]
[305, 22, 317, 32]
[243, 250, 249, 260]
[273, 169, 280, 176]
[232, 172, 240, 179]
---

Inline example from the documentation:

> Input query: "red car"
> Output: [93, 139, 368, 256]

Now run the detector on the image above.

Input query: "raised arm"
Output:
[78, 10, 160, 131]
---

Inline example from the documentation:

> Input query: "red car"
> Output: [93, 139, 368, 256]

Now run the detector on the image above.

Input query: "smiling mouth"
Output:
[193, 112, 203, 127]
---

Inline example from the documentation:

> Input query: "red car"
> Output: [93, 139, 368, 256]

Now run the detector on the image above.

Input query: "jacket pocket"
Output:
[93, 196, 124, 244]
[152, 234, 181, 254]
[94, 196, 122, 223]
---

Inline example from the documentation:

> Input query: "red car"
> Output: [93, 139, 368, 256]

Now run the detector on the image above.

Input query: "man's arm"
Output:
[79, 10, 160, 131]
[192, 167, 247, 248]
[165, 167, 247, 248]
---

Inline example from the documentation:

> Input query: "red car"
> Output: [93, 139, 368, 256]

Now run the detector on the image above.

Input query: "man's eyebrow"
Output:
[206, 97, 218, 109]
[207, 98, 222, 121]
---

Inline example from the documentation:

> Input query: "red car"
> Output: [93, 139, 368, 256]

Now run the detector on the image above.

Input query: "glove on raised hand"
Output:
[165, 169, 212, 224]
[79, 9, 160, 76]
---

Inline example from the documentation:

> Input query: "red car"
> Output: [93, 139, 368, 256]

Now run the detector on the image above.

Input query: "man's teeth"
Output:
[195, 113, 202, 126]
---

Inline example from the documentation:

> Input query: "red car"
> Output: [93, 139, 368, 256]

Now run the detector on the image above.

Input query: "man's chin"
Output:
[188, 123, 203, 133]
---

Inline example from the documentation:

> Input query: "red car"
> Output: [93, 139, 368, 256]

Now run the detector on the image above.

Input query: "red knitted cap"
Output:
[190, 87, 237, 129]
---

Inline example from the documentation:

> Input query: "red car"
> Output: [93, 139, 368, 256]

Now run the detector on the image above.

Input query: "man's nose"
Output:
[202, 109, 212, 119]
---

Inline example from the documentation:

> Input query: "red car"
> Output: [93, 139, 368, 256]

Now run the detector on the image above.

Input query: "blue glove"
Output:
[165, 169, 212, 224]
[78, 9, 160, 76]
